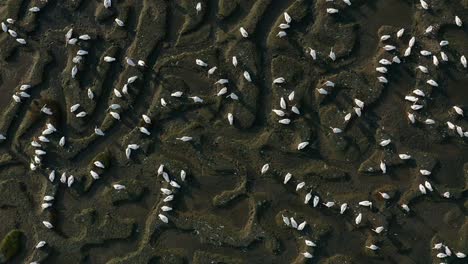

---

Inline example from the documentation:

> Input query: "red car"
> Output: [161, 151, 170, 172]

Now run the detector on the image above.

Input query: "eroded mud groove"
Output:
[0, 0, 467, 264]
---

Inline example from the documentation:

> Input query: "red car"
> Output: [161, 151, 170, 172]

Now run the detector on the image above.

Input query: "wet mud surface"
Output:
[0, 0, 467, 263]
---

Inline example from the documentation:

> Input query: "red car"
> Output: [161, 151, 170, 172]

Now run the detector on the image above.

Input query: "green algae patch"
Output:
[0, 229, 23, 263]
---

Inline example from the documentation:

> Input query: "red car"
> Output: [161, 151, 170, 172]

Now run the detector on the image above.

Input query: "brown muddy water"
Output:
[0, 0, 467, 263]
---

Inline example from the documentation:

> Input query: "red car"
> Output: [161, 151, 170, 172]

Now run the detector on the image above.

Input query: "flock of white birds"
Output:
[0, 0, 467, 263]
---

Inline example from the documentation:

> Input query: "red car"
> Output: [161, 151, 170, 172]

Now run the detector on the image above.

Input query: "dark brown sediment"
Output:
[0, 0, 467, 263]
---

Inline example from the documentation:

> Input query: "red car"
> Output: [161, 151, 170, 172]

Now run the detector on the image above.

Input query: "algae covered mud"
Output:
[0, 0, 467, 263]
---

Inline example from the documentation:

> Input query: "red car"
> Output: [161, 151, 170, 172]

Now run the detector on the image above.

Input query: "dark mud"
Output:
[0, 0, 467, 263]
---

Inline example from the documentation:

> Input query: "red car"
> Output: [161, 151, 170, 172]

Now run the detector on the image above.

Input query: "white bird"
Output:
[366, 244, 379, 251]
[309, 48, 317, 60]
[401, 204, 410, 212]
[383, 45, 396, 51]
[297, 221, 307, 231]
[93, 161, 105, 169]
[329, 48, 336, 61]
[304, 192, 312, 204]
[317, 88, 328, 95]
[88, 88, 94, 99]
[261, 164, 269, 174]
[327, 8, 339, 14]
[41, 105, 53, 115]
[29, 7, 40, 12]
[76, 111, 87, 118]
[420, 0, 429, 10]
[239, 27, 248, 38]
[331, 127, 342, 134]
[243, 71, 252, 82]
[90, 170, 99, 180]
[427, 80, 438, 87]
[373, 226, 384, 234]
[279, 119, 291, 125]
[161, 206, 172, 212]
[439, 40, 449, 47]
[196, 2, 201, 13]
[380, 35, 391, 41]
[313, 196, 319, 207]
[284, 173, 292, 184]
[453, 106, 464, 116]
[36, 241, 46, 248]
[273, 77, 285, 84]
[180, 170, 187, 181]
[217, 87, 228, 96]
[419, 184, 427, 194]
[380, 139, 391, 146]
[70, 104, 80, 112]
[440, 51, 448, 61]
[290, 218, 298, 228]
[397, 28, 405, 38]
[282, 215, 290, 226]
[110, 111, 120, 120]
[296, 182, 305, 191]
[94, 127, 105, 136]
[140, 127, 151, 135]
[461, 55, 467, 68]
[67, 176, 74, 187]
[284, 12, 292, 23]
[157, 193, 174, 204]
[104, 0, 112, 8]
[170, 180, 181, 189]
[1, 22, 7, 32]
[376, 67, 387, 73]
[124, 58, 135, 67]
[127, 76, 138, 84]
[380, 160, 387, 174]
[42, 221, 53, 229]
[404, 47, 412, 57]
[344, 113, 352, 121]
[305, 240, 316, 247]
[158, 214, 169, 223]
[297, 142, 309, 150]
[456, 252, 466, 258]
[277, 31, 287, 38]
[71, 66, 78, 78]
[207, 66, 217, 75]
[280, 97, 287, 109]
[115, 18, 125, 27]
[113, 184, 126, 190]
[419, 169, 431, 176]
[195, 59, 207, 67]
[355, 213, 362, 225]
[302, 252, 313, 259]
[48, 171, 55, 182]
[142, 114, 151, 124]
[177, 136, 192, 142]
[228, 56, 237, 68]
[340, 203, 347, 214]
[455, 16, 463, 27]
[413, 89, 425, 97]
[425, 181, 433, 192]
[227, 113, 234, 125]
[424, 119, 435, 124]
[399, 154, 411, 160]
[323, 201, 335, 208]
[104, 56, 116, 62]
[359, 201, 372, 207]
[420, 50, 431, 56]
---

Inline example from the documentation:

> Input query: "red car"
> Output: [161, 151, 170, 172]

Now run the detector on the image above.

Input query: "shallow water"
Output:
[0, 0, 467, 263]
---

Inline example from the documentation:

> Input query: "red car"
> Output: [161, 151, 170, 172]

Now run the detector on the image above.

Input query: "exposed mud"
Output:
[0, 0, 467, 263]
